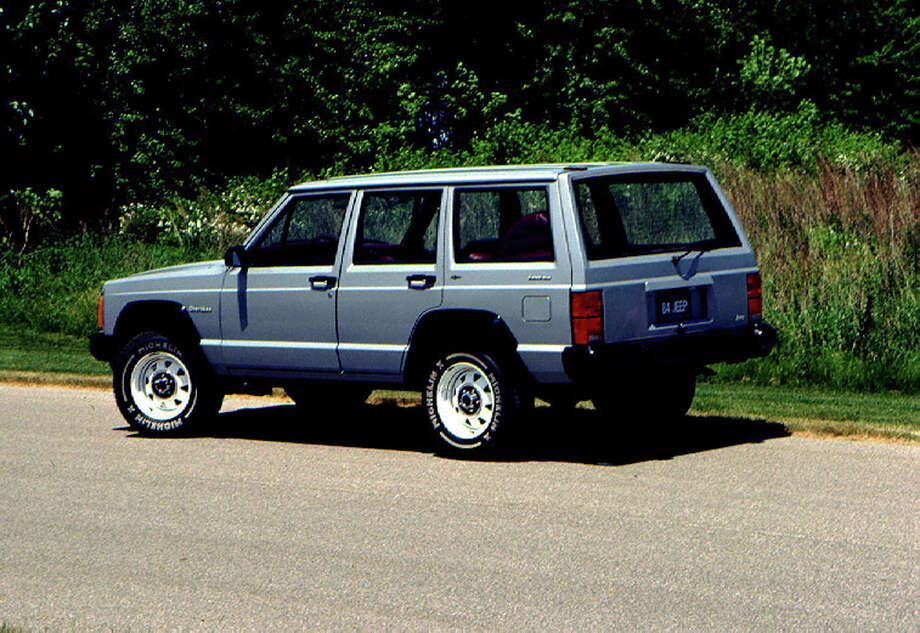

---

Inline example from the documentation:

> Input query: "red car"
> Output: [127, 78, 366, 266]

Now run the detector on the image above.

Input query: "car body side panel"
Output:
[441, 182, 573, 383]
[217, 264, 341, 374]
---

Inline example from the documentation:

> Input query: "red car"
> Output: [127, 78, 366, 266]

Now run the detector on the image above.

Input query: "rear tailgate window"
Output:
[573, 172, 740, 260]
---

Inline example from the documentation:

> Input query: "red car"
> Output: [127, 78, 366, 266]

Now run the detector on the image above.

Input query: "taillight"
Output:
[747, 273, 762, 321]
[97, 292, 105, 330]
[571, 290, 603, 345]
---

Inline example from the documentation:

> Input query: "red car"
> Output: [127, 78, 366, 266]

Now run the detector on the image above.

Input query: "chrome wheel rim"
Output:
[435, 361, 496, 441]
[129, 351, 192, 421]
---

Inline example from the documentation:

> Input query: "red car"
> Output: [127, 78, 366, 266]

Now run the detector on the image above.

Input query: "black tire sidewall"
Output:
[114, 333, 202, 434]
[424, 351, 512, 452]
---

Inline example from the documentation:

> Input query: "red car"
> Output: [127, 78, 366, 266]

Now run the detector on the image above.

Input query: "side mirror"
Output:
[224, 245, 248, 268]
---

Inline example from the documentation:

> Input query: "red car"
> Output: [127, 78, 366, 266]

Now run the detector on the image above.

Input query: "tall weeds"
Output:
[714, 155, 920, 391]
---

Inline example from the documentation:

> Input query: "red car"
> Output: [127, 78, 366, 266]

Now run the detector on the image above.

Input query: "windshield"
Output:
[573, 172, 740, 260]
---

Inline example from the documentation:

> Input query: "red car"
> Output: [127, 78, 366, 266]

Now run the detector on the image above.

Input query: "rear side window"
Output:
[354, 190, 441, 264]
[454, 187, 553, 262]
[574, 173, 740, 260]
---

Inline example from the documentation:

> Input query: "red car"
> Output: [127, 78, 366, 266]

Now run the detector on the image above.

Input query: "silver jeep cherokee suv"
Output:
[91, 163, 776, 453]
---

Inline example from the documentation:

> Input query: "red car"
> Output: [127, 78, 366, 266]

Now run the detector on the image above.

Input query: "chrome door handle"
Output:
[406, 274, 435, 290]
[309, 275, 336, 290]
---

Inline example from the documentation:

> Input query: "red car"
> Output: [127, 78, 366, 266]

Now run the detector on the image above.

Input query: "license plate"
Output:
[656, 290, 692, 324]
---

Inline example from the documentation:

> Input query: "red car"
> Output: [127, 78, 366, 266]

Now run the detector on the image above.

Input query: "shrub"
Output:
[116, 168, 294, 251]
[0, 187, 64, 255]
[641, 101, 904, 172]
[0, 236, 206, 337]
[712, 155, 920, 392]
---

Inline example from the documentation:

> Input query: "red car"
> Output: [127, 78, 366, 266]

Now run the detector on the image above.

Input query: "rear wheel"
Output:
[658, 369, 697, 421]
[114, 332, 222, 434]
[424, 351, 522, 454]
[592, 368, 696, 423]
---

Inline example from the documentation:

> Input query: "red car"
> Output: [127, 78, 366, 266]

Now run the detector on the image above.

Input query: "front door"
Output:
[220, 191, 353, 375]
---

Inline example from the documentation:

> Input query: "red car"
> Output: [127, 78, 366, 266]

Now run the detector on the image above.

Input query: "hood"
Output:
[128, 259, 226, 279]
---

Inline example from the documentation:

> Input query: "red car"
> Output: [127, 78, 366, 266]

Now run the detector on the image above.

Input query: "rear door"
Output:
[336, 188, 444, 375]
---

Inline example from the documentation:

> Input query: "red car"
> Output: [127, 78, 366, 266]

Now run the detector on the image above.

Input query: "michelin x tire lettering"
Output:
[425, 351, 518, 452]
[114, 332, 222, 434]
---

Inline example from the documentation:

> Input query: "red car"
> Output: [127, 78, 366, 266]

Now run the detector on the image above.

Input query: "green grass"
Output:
[0, 325, 109, 375]
[692, 381, 920, 442]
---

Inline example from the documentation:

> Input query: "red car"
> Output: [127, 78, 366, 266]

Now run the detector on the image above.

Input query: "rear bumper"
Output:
[89, 332, 115, 362]
[563, 321, 777, 382]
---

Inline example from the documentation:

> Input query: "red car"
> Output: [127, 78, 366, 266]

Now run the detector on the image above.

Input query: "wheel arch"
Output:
[112, 300, 202, 351]
[403, 308, 530, 387]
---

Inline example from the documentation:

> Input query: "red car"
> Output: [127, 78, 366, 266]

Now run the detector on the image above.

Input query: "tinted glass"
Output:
[250, 193, 350, 266]
[574, 173, 739, 259]
[354, 190, 441, 264]
[454, 187, 552, 262]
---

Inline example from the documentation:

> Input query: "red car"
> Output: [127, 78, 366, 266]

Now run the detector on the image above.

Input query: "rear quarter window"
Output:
[454, 186, 553, 262]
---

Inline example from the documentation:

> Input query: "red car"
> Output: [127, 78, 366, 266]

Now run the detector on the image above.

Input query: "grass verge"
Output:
[1, 326, 917, 443]
[692, 382, 920, 443]
[0, 325, 109, 376]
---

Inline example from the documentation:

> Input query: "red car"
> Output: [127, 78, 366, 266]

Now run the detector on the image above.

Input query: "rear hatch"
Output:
[568, 166, 759, 344]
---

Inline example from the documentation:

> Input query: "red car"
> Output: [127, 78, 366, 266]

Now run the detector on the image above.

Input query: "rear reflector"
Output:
[97, 293, 104, 330]
[747, 273, 762, 321]
[571, 290, 603, 345]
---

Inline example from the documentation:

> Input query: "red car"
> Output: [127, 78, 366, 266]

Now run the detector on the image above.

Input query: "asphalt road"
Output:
[0, 384, 917, 632]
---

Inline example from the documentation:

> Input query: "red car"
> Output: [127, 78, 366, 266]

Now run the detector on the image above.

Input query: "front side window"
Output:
[574, 173, 740, 260]
[354, 190, 441, 264]
[454, 186, 553, 262]
[249, 193, 350, 266]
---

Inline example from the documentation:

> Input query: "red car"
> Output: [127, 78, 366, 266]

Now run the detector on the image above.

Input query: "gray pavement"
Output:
[0, 384, 917, 632]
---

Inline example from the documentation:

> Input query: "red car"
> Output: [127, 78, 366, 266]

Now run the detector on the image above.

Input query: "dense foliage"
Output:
[3, 1, 918, 239]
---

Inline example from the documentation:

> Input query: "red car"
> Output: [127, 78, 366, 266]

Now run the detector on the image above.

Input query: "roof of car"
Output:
[287, 162, 699, 191]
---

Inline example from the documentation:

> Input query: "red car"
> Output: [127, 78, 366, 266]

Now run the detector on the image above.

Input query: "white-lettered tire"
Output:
[113, 331, 223, 435]
[424, 351, 521, 454]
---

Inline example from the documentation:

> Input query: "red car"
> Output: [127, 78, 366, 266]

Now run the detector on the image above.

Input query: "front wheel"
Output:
[424, 351, 521, 454]
[113, 332, 222, 434]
